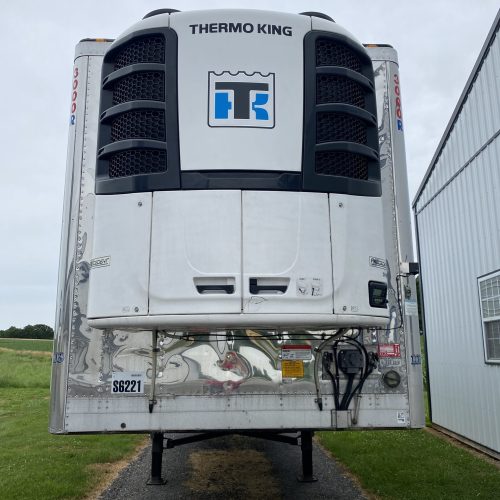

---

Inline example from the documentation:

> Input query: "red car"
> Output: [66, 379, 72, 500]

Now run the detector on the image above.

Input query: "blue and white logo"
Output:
[208, 71, 275, 128]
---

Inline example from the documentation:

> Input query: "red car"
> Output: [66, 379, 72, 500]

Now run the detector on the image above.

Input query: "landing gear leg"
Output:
[297, 430, 317, 482]
[147, 432, 167, 485]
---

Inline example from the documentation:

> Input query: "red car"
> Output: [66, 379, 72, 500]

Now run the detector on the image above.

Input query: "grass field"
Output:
[0, 337, 53, 352]
[0, 339, 145, 500]
[318, 429, 500, 499]
[318, 336, 500, 498]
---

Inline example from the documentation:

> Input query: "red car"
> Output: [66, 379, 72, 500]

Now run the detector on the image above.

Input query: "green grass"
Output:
[0, 345, 145, 499]
[318, 335, 499, 497]
[318, 429, 500, 499]
[0, 338, 53, 352]
[0, 350, 52, 388]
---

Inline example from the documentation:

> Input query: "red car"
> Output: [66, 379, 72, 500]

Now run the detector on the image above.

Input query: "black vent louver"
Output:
[96, 30, 179, 195]
[303, 31, 381, 196]
[113, 35, 165, 69]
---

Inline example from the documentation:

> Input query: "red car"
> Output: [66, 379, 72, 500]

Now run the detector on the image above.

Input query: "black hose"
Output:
[340, 374, 355, 410]
[322, 354, 340, 410]
[331, 336, 377, 411]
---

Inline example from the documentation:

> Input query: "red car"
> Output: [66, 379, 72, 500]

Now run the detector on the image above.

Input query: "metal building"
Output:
[413, 10, 500, 457]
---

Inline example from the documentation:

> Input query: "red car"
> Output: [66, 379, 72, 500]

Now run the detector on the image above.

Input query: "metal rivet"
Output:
[138, 201, 143, 207]
[343, 306, 347, 311]
[338, 202, 344, 208]
[134, 307, 139, 312]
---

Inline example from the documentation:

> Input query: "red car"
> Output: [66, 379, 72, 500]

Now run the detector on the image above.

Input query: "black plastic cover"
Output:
[302, 31, 381, 197]
[96, 28, 180, 195]
[368, 281, 388, 308]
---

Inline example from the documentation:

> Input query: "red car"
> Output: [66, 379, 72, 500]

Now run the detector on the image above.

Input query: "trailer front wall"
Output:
[50, 40, 424, 434]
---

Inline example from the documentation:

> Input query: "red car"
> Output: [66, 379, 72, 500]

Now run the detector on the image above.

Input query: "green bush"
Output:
[0, 324, 54, 339]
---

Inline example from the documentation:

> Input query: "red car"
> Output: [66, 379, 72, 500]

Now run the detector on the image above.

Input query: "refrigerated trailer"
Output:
[50, 8, 424, 482]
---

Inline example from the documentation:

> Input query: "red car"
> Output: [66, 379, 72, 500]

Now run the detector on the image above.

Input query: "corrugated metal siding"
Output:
[417, 137, 500, 452]
[415, 27, 500, 212]
[415, 16, 500, 452]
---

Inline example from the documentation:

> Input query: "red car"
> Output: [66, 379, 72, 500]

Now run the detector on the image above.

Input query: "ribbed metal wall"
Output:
[414, 16, 500, 453]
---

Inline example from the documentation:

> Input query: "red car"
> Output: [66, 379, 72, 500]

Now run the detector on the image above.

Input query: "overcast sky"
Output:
[0, 0, 498, 329]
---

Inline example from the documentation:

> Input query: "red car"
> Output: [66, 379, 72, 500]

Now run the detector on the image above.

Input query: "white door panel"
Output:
[88, 193, 152, 318]
[330, 194, 388, 317]
[242, 191, 333, 313]
[150, 190, 242, 314]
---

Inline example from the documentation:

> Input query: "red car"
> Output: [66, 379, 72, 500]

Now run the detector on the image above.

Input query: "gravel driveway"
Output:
[100, 433, 368, 499]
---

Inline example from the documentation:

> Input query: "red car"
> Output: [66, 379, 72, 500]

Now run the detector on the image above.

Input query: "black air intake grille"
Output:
[316, 74, 365, 108]
[114, 36, 165, 69]
[110, 110, 166, 142]
[315, 151, 369, 180]
[316, 38, 362, 72]
[97, 29, 180, 194]
[109, 150, 167, 178]
[316, 112, 367, 145]
[303, 31, 380, 196]
[112, 72, 165, 105]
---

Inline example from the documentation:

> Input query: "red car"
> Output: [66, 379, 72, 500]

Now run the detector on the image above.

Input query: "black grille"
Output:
[114, 36, 165, 69]
[316, 112, 367, 145]
[316, 38, 362, 73]
[97, 28, 179, 194]
[316, 74, 365, 107]
[108, 150, 167, 178]
[303, 31, 380, 196]
[315, 151, 369, 180]
[112, 72, 165, 105]
[110, 110, 166, 142]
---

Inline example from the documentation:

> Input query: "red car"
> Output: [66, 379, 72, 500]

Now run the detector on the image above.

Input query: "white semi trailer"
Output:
[50, 8, 424, 483]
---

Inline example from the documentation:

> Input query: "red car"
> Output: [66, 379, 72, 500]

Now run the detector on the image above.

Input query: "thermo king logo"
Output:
[208, 71, 275, 128]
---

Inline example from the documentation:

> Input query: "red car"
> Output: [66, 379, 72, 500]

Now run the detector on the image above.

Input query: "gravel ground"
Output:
[100, 433, 368, 499]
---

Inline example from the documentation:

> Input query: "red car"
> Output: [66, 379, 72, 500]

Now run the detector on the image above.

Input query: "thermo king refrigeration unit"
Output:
[51, 9, 424, 482]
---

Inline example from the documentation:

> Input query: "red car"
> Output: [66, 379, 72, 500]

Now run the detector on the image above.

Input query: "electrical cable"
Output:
[344, 353, 376, 410]
[158, 330, 356, 342]
[326, 335, 379, 411]
[322, 354, 340, 410]
[340, 374, 355, 410]
[339, 337, 368, 409]
[395, 273, 406, 330]
[312, 328, 348, 411]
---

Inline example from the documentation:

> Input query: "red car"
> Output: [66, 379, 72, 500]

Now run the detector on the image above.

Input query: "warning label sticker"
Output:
[397, 410, 407, 424]
[378, 357, 402, 368]
[282, 345, 312, 361]
[404, 300, 418, 316]
[378, 344, 401, 358]
[296, 277, 322, 296]
[282, 360, 304, 378]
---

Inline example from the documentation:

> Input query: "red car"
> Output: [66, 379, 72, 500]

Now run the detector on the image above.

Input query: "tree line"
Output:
[0, 324, 54, 339]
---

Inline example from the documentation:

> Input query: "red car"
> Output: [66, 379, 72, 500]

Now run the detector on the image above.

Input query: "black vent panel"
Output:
[315, 151, 369, 180]
[110, 110, 166, 142]
[97, 28, 180, 195]
[112, 72, 165, 105]
[114, 36, 165, 70]
[316, 112, 367, 145]
[109, 150, 167, 178]
[316, 38, 362, 73]
[316, 74, 365, 108]
[303, 31, 380, 196]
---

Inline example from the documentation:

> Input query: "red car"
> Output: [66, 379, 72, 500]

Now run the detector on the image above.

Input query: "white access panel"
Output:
[242, 191, 333, 314]
[171, 10, 309, 172]
[330, 194, 387, 317]
[88, 193, 152, 318]
[149, 190, 242, 314]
